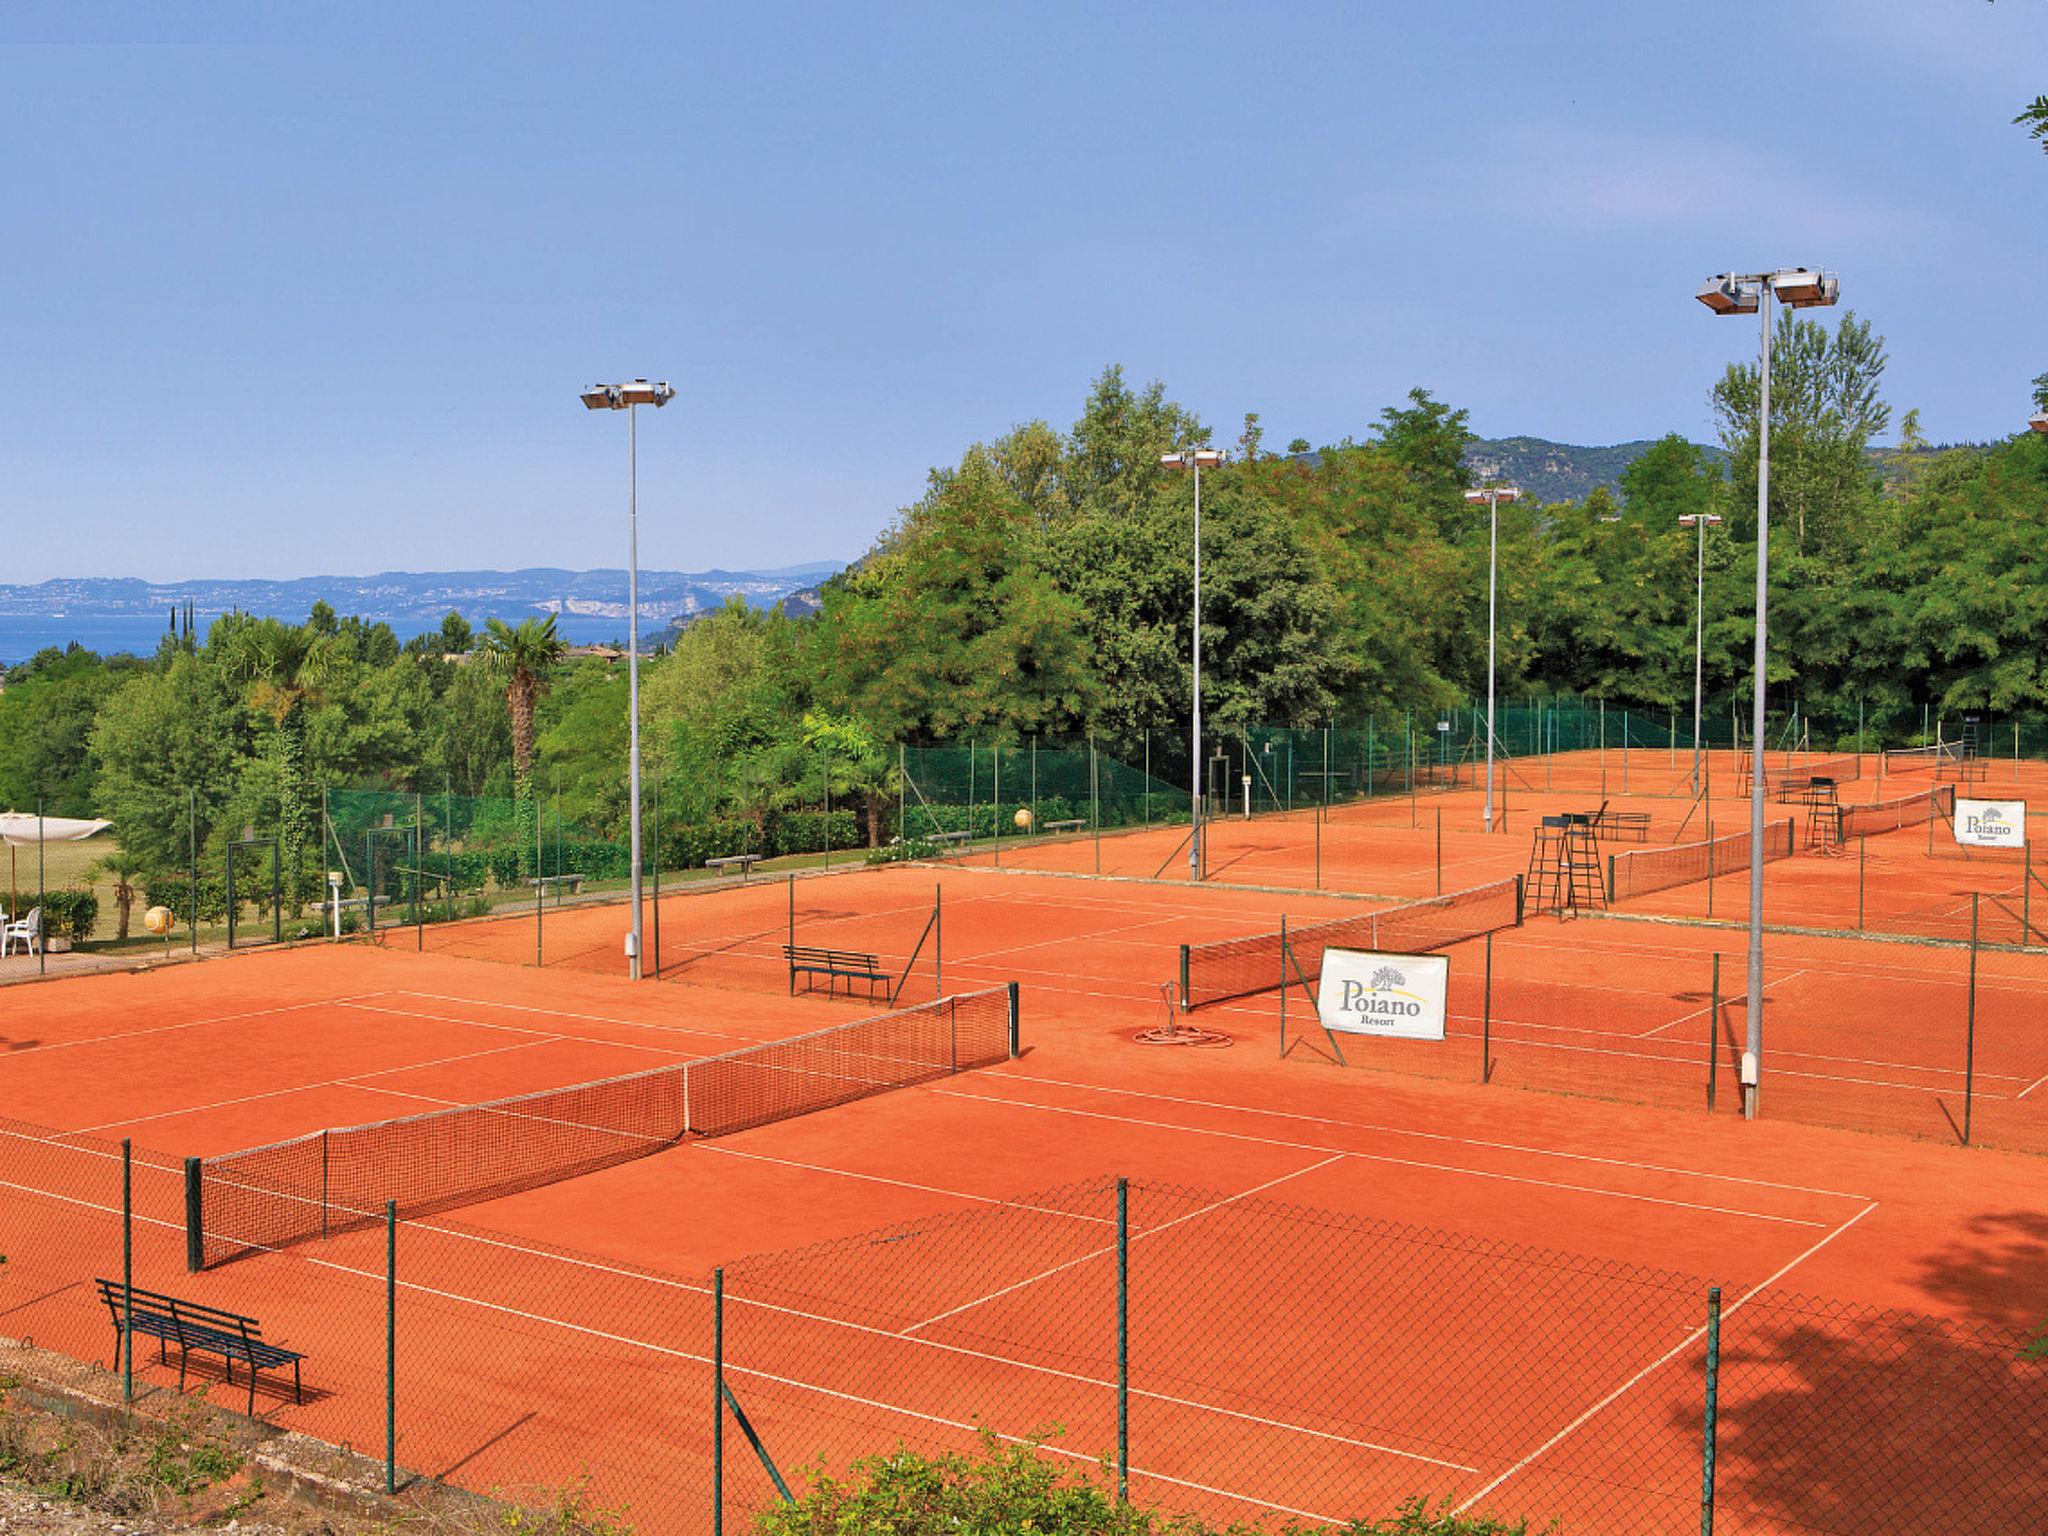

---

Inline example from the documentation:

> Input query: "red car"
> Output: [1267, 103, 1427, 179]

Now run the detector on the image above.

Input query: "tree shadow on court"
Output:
[1908, 1208, 2048, 1333]
[1668, 1278, 2048, 1528]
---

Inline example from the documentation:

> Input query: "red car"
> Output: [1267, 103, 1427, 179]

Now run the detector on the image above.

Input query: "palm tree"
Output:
[478, 615, 566, 807]
[217, 617, 340, 912]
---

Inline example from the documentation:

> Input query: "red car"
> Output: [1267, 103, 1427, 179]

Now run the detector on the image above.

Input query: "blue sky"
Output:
[4, 2, 2044, 583]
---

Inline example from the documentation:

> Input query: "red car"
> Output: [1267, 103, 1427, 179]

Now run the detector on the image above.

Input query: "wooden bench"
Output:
[95, 1278, 304, 1415]
[525, 873, 586, 899]
[1040, 819, 1085, 834]
[784, 943, 891, 1001]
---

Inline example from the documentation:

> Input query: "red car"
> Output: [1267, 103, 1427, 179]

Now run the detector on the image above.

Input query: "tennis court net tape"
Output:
[1607, 818, 1796, 903]
[1178, 877, 1523, 1012]
[188, 984, 1018, 1270]
[1745, 753, 1863, 794]
[1837, 784, 1955, 841]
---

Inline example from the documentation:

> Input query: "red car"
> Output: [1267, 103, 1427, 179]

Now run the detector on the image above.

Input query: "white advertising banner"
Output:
[1954, 800, 2026, 849]
[1316, 949, 1449, 1041]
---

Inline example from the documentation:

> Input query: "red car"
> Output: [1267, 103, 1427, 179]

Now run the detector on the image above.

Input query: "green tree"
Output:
[1710, 309, 1889, 553]
[0, 648, 122, 817]
[2031, 370, 2048, 413]
[215, 616, 344, 909]
[1063, 365, 1208, 517]
[477, 615, 567, 808]
[89, 654, 244, 880]
[2016, 94, 2048, 155]
[440, 610, 474, 654]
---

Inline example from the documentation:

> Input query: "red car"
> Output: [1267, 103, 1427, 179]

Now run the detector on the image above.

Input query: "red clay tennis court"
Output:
[3, 858, 2045, 1531]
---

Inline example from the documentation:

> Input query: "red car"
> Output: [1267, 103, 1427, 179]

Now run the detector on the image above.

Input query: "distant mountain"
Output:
[1460, 438, 1729, 505]
[0, 564, 848, 658]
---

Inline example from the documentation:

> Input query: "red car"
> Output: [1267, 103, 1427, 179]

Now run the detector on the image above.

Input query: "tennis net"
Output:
[1608, 818, 1796, 902]
[1179, 877, 1523, 1011]
[1838, 784, 1955, 842]
[1745, 754, 1862, 797]
[1882, 743, 1966, 775]
[190, 986, 1017, 1268]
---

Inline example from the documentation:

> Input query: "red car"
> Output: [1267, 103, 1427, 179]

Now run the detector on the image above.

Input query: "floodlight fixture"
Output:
[1677, 513, 1724, 527]
[1696, 275, 1762, 315]
[2030, 410, 2048, 434]
[1462, 485, 1521, 505]
[1769, 268, 1839, 309]
[1161, 448, 1226, 471]
[582, 380, 676, 411]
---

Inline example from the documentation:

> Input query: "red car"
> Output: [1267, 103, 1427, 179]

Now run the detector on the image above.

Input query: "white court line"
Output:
[390, 989, 771, 1044]
[974, 1069, 1875, 1202]
[65, 1037, 570, 1136]
[1634, 971, 1808, 1040]
[692, 1143, 1114, 1223]
[936, 1089, 1833, 1230]
[2016, 1072, 2048, 1101]
[340, 999, 704, 1057]
[1453, 1201, 1879, 1516]
[0, 991, 396, 1058]
[966, 909, 1194, 967]
[899, 1154, 1349, 1336]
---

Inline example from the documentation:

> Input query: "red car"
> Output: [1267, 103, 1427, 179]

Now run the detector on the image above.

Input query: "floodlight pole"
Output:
[1463, 486, 1519, 834]
[1680, 513, 1722, 794]
[1162, 448, 1225, 879]
[1698, 267, 1833, 1119]
[582, 380, 674, 980]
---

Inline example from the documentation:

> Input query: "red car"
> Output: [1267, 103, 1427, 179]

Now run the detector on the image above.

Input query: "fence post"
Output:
[37, 801, 46, 976]
[1435, 808, 1442, 896]
[1964, 892, 1979, 1146]
[121, 1139, 133, 1402]
[1708, 954, 1720, 1111]
[188, 789, 199, 956]
[1699, 1285, 1722, 1534]
[535, 799, 544, 966]
[1116, 1177, 1129, 1507]
[1091, 737, 1101, 874]
[935, 882, 943, 997]
[183, 1157, 203, 1272]
[1481, 930, 1492, 1084]
[713, 1266, 725, 1536]
[385, 1200, 397, 1494]
[1007, 981, 1020, 1058]
[1857, 836, 1866, 931]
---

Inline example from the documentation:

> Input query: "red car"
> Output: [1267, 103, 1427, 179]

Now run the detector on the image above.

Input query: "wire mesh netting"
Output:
[6, 1123, 2048, 1533]
[1180, 878, 1524, 1010]
[1608, 818, 1797, 902]
[195, 987, 1015, 1267]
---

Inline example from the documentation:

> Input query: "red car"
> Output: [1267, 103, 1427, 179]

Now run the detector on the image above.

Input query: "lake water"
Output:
[0, 612, 646, 666]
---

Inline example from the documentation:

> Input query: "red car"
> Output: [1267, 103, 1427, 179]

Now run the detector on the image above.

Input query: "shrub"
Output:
[750, 1434, 1540, 1535]
[37, 888, 99, 943]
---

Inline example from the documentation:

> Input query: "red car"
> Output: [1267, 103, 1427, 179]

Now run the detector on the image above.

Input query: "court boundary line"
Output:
[1452, 1200, 1879, 1515]
[932, 1089, 1834, 1230]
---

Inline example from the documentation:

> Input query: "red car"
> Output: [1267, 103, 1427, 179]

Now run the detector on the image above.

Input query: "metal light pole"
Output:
[1678, 512, 1724, 794]
[580, 379, 675, 980]
[1161, 449, 1226, 878]
[1697, 268, 1836, 1118]
[1462, 485, 1520, 834]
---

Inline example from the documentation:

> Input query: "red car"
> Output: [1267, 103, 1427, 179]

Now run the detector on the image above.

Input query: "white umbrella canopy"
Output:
[0, 813, 113, 922]
[0, 813, 112, 845]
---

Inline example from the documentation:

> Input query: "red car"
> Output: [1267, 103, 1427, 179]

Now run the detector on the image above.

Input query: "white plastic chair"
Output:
[2, 907, 41, 957]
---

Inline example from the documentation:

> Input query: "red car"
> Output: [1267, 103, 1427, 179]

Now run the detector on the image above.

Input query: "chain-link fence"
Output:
[7, 1131, 2043, 1534]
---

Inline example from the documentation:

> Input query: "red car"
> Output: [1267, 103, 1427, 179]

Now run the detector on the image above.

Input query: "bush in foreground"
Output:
[751, 1434, 1540, 1536]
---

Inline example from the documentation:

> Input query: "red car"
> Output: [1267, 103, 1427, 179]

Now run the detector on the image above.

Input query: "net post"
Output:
[1605, 853, 1615, 904]
[1513, 873, 1525, 926]
[1007, 982, 1020, 1058]
[1481, 930, 1493, 1085]
[1964, 892, 1979, 1146]
[1708, 954, 1720, 1111]
[1115, 1177, 1129, 1508]
[713, 1266, 725, 1536]
[385, 1199, 397, 1495]
[183, 1157, 203, 1273]
[121, 1138, 133, 1403]
[1178, 944, 1189, 1011]
[1278, 917, 1288, 1055]
[1857, 836, 1866, 931]
[1700, 1285, 1722, 1535]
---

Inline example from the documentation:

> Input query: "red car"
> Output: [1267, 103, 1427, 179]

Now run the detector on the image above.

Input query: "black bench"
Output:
[784, 943, 890, 1001]
[95, 1278, 304, 1415]
[1591, 808, 1652, 843]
